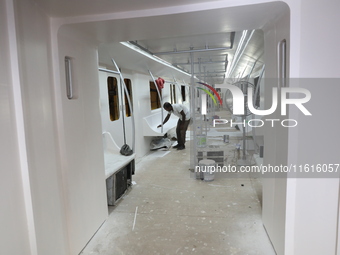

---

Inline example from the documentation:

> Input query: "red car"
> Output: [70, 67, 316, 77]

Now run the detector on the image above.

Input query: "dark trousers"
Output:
[176, 119, 190, 146]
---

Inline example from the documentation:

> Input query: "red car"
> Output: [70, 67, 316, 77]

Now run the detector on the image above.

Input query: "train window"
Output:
[150, 81, 162, 110]
[181, 85, 186, 102]
[124, 79, 133, 117]
[170, 84, 176, 104]
[107, 77, 120, 121]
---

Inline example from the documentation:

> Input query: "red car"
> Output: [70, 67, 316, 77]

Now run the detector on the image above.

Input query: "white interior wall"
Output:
[131, 73, 155, 159]
[0, 1, 31, 254]
[10, 0, 69, 254]
[56, 27, 108, 255]
[285, 0, 340, 254]
[5, 0, 340, 254]
[261, 7, 290, 255]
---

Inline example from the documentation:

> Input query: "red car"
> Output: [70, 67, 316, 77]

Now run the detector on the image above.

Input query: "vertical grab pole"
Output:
[190, 51, 197, 172]
[251, 65, 265, 153]
[246, 60, 257, 83]
[278, 39, 286, 88]
[253, 65, 265, 106]
[111, 58, 136, 152]
[148, 70, 163, 134]
[242, 82, 247, 161]
[198, 58, 203, 136]
[120, 76, 127, 145]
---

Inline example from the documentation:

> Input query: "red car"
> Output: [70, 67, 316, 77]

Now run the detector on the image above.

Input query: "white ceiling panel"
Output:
[55, 1, 287, 84]
[34, 0, 219, 18]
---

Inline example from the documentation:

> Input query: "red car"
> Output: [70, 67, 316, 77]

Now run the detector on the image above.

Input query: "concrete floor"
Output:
[80, 128, 276, 255]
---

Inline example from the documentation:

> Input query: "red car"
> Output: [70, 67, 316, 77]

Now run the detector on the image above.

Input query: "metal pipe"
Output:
[198, 58, 203, 136]
[199, 74, 226, 77]
[127, 41, 154, 55]
[190, 51, 197, 173]
[194, 70, 226, 75]
[246, 60, 258, 82]
[224, 54, 229, 73]
[111, 58, 136, 152]
[119, 76, 127, 145]
[203, 66, 208, 135]
[98, 67, 120, 75]
[278, 39, 286, 88]
[253, 64, 265, 109]
[153, 46, 232, 55]
[239, 66, 248, 82]
[173, 60, 228, 65]
[242, 82, 248, 161]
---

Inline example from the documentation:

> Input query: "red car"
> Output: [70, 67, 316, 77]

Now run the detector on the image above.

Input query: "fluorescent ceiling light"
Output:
[120, 41, 194, 77]
[226, 30, 255, 78]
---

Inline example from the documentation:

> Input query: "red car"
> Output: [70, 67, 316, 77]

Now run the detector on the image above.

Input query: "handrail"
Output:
[102, 131, 119, 152]
[98, 67, 120, 75]
[111, 58, 136, 152]
[148, 70, 163, 133]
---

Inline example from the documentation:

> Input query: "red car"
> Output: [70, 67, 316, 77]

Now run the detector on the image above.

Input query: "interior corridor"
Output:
[80, 125, 276, 255]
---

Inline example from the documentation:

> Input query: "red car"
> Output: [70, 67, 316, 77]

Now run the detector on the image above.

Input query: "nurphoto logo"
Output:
[210, 85, 312, 128]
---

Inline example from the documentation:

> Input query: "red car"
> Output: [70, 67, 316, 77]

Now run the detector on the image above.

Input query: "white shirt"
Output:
[168, 104, 190, 121]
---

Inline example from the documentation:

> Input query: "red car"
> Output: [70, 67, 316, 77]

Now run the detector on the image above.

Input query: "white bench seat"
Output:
[102, 132, 135, 205]
[102, 132, 135, 178]
[104, 152, 135, 178]
[143, 112, 178, 136]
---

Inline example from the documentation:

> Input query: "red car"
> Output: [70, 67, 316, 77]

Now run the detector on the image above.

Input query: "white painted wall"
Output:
[260, 0, 340, 254]
[285, 0, 340, 254]
[286, 79, 340, 254]
[56, 26, 108, 255]
[4, 0, 340, 254]
[131, 73, 156, 159]
[10, 0, 69, 254]
[261, 7, 290, 255]
[0, 1, 31, 254]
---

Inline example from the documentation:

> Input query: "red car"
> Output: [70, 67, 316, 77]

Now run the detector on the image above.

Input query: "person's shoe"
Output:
[172, 144, 179, 149]
[177, 145, 185, 150]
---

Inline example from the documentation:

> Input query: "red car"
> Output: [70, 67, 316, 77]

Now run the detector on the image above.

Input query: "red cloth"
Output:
[155, 77, 165, 90]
